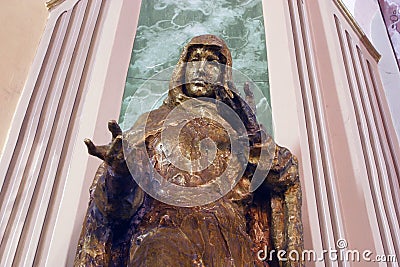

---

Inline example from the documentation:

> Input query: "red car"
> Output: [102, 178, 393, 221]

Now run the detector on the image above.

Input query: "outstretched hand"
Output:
[215, 82, 263, 144]
[84, 120, 130, 176]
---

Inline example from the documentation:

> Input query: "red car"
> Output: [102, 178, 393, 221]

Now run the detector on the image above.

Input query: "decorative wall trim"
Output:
[262, 0, 328, 260]
[288, 0, 345, 259]
[284, 0, 400, 263]
[45, 0, 66, 10]
[333, 0, 381, 62]
[335, 18, 400, 256]
[0, 0, 107, 265]
[46, 0, 142, 264]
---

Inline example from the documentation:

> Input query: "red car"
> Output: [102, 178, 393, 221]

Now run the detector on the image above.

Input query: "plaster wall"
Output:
[304, 0, 400, 262]
[0, 2, 48, 154]
[342, 0, 400, 139]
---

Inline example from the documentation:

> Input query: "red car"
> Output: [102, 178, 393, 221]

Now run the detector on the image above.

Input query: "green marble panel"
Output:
[120, 0, 271, 133]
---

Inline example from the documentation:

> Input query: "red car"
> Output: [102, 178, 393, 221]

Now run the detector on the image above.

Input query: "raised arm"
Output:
[74, 120, 144, 267]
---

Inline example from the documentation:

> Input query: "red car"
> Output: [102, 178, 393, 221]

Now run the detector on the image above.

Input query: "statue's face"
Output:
[184, 46, 224, 98]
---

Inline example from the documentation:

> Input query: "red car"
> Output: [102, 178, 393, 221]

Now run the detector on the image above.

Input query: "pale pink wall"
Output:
[342, 0, 400, 139]
[0, 2, 47, 153]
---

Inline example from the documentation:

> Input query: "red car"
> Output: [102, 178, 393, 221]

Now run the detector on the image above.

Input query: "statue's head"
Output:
[165, 34, 233, 106]
[183, 45, 226, 98]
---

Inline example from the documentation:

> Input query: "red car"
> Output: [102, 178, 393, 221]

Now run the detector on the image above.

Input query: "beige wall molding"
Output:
[334, 0, 381, 62]
[45, 0, 66, 10]
[0, 0, 109, 265]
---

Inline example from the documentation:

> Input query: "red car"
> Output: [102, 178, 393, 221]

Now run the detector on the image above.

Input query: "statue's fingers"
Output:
[226, 81, 237, 96]
[243, 81, 256, 112]
[105, 136, 127, 171]
[217, 86, 236, 109]
[215, 85, 225, 100]
[108, 120, 122, 140]
[84, 138, 106, 160]
[106, 135, 123, 161]
[230, 90, 260, 133]
[243, 81, 251, 94]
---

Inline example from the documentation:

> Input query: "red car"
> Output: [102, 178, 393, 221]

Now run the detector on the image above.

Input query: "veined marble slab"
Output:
[120, 0, 271, 133]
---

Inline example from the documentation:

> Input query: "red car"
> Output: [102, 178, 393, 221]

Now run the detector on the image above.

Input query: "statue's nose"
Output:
[197, 60, 207, 75]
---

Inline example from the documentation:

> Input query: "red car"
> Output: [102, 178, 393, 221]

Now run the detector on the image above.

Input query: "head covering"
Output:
[164, 34, 233, 107]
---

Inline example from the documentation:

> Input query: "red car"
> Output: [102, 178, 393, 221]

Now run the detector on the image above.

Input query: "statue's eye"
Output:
[208, 60, 219, 66]
[205, 56, 219, 65]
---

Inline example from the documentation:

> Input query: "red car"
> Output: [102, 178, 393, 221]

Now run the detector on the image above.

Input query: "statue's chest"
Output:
[145, 117, 233, 187]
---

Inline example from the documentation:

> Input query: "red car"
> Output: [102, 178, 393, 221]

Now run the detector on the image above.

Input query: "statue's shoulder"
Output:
[123, 105, 172, 145]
